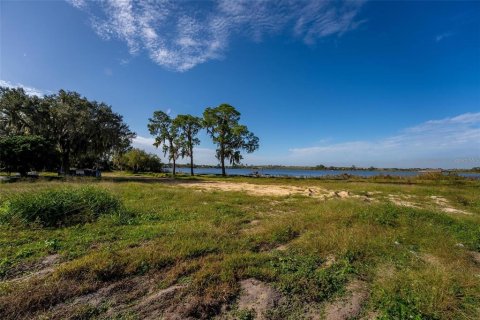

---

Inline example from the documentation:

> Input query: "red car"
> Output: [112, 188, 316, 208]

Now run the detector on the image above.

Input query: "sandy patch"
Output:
[237, 278, 281, 319]
[177, 181, 329, 197]
[176, 181, 373, 204]
[323, 280, 369, 320]
[469, 251, 480, 265]
[387, 195, 419, 208]
[430, 196, 472, 215]
[274, 244, 288, 251]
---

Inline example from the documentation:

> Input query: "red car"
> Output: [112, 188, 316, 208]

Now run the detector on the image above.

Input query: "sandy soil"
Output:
[237, 278, 281, 320]
[175, 181, 372, 202]
[323, 280, 369, 320]
[175, 180, 472, 215]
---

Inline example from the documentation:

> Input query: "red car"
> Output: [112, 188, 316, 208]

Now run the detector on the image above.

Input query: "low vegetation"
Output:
[0, 175, 478, 319]
[0, 186, 124, 227]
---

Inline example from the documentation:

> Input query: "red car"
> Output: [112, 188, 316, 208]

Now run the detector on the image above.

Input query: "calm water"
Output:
[172, 167, 480, 178]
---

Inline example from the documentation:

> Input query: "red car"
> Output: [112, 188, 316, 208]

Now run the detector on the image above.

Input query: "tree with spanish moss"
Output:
[203, 104, 259, 176]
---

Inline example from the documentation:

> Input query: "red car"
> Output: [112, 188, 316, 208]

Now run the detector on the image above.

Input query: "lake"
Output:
[172, 167, 480, 178]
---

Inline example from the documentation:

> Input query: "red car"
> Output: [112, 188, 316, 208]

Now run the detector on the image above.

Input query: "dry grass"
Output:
[0, 175, 479, 319]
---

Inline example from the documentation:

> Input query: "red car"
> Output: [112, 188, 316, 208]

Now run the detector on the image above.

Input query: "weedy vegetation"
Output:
[0, 175, 478, 319]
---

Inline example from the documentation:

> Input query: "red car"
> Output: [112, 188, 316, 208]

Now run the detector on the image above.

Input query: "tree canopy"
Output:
[113, 148, 162, 173]
[173, 114, 203, 176]
[148, 111, 181, 175]
[0, 87, 135, 173]
[203, 104, 259, 176]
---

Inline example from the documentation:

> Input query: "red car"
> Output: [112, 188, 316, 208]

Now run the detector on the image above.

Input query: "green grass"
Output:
[0, 175, 479, 319]
[0, 186, 125, 227]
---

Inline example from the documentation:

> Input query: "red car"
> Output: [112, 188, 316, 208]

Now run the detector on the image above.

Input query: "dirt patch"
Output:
[430, 196, 471, 215]
[388, 195, 419, 208]
[42, 272, 190, 320]
[237, 278, 281, 319]
[469, 251, 480, 265]
[175, 181, 371, 203]
[323, 280, 369, 320]
[130, 284, 187, 320]
[177, 181, 328, 197]
[420, 253, 442, 266]
[274, 244, 288, 251]
[5, 254, 61, 283]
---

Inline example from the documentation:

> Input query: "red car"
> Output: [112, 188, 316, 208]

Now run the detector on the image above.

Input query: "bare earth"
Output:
[176, 181, 471, 214]
[237, 278, 281, 319]
[323, 280, 369, 320]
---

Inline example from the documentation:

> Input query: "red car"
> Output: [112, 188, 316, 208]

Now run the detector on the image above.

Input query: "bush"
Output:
[0, 186, 123, 227]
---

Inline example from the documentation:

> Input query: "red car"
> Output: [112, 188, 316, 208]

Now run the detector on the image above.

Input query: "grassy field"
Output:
[0, 174, 479, 319]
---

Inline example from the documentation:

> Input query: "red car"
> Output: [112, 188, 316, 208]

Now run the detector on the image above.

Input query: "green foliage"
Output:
[173, 114, 203, 175]
[377, 295, 427, 320]
[203, 104, 259, 175]
[0, 87, 135, 173]
[0, 186, 123, 227]
[113, 148, 162, 173]
[148, 110, 181, 175]
[272, 254, 354, 302]
[236, 309, 255, 320]
[358, 204, 400, 227]
[0, 135, 56, 175]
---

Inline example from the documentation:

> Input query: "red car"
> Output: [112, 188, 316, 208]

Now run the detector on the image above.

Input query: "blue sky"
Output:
[1, 0, 479, 168]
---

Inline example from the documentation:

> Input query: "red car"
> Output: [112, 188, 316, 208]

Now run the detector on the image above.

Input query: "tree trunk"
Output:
[221, 154, 226, 176]
[61, 151, 70, 175]
[172, 158, 176, 176]
[220, 143, 226, 176]
[190, 146, 194, 176]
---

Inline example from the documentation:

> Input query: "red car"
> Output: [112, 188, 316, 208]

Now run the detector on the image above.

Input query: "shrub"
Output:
[0, 186, 123, 227]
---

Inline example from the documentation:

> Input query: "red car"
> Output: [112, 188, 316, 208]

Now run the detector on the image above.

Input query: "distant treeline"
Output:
[172, 164, 480, 173]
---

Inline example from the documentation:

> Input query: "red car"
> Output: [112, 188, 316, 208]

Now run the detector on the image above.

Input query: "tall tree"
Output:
[173, 114, 202, 176]
[203, 104, 259, 176]
[148, 111, 181, 176]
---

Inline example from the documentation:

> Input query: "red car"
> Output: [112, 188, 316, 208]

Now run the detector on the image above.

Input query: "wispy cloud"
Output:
[288, 112, 480, 168]
[67, 0, 87, 9]
[435, 32, 453, 42]
[0, 79, 47, 97]
[68, 0, 366, 71]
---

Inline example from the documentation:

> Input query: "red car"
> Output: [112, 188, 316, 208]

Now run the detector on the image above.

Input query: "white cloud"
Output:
[0, 79, 47, 97]
[287, 112, 480, 168]
[67, 0, 86, 9]
[68, 0, 366, 71]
